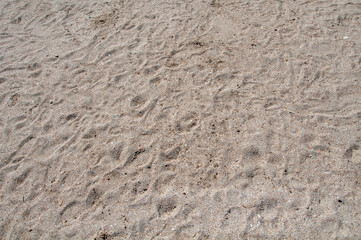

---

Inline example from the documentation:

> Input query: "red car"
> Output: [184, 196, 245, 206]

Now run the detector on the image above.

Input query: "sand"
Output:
[0, 0, 360, 239]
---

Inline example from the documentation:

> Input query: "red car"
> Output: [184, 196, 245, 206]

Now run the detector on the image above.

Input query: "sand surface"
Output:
[0, 0, 360, 239]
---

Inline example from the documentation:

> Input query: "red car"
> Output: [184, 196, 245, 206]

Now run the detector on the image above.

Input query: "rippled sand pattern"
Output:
[0, 0, 360, 239]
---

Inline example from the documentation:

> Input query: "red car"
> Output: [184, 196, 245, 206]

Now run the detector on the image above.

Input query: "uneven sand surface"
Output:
[0, 0, 360, 239]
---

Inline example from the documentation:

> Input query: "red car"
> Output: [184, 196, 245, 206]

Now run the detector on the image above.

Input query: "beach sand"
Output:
[0, 0, 360, 239]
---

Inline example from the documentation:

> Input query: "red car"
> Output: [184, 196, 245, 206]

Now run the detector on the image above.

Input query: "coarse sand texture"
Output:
[0, 0, 360, 239]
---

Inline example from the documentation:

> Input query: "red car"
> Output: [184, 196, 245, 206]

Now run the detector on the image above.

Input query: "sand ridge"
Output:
[0, 0, 360, 239]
